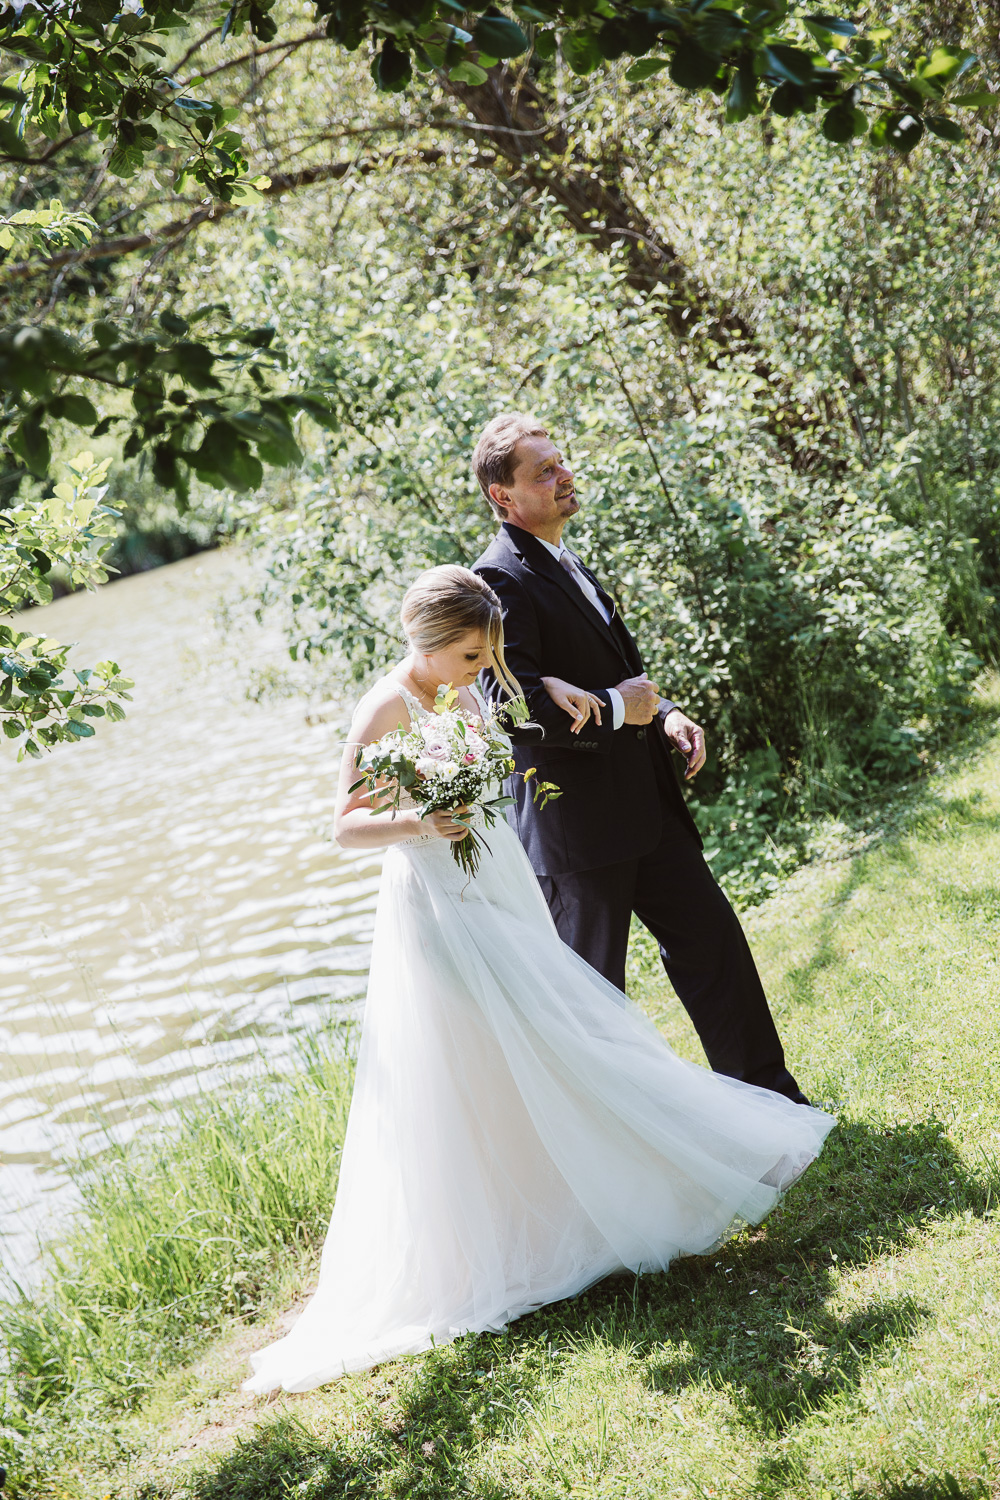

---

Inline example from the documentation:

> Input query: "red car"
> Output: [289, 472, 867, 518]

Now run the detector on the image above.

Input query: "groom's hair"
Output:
[472, 414, 549, 520]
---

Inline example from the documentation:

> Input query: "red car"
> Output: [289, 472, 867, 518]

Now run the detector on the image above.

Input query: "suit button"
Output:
[636, 728, 646, 740]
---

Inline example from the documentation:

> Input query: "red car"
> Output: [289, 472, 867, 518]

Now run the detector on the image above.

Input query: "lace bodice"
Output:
[388, 679, 489, 729]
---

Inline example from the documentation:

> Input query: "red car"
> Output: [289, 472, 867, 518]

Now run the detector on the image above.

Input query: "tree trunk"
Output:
[445, 64, 757, 355]
[446, 65, 841, 471]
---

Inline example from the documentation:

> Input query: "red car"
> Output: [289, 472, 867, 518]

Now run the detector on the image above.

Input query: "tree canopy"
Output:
[0, 1, 995, 503]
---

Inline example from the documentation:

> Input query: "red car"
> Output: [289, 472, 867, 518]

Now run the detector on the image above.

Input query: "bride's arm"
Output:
[540, 677, 606, 736]
[333, 692, 470, 850]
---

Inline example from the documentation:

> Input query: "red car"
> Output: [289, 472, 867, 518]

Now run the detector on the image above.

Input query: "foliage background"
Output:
[4, 5, 1000, 878]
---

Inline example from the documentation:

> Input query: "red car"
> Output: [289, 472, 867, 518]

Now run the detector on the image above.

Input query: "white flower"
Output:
[439, 761, 460, 779]
[414, 756, 441, 778]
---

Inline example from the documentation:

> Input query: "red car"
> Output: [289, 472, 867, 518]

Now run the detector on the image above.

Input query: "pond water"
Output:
[0, 550, 380, 1287]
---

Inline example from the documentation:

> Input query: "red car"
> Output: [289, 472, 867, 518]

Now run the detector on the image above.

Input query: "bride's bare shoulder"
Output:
[348, 676, 411, 740]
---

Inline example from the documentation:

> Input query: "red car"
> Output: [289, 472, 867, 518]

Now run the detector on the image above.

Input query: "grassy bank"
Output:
[4, 707, 1000, 1499]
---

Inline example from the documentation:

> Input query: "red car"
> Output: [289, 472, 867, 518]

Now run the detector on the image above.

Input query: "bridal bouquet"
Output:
[351, 686, 558, 877]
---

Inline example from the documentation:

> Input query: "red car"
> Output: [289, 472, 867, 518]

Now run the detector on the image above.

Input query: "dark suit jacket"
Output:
[473, 522, 701, 877]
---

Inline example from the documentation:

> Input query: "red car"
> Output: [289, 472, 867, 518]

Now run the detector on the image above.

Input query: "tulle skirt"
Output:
[243, 817, 834, 1394]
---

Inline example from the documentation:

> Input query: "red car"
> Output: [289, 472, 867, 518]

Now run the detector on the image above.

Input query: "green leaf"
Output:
[925, 114, 965, 142]
[191, 420, 264, 490]
[763, 45, 814, 86]
[596, 12, 658, 60]
[159, 310, 190, 336]
[0, 120, 29, 160]
[3, 720, 23, 739]
[48, 394, 99, 427]
[872, 110, 924, 151]
[447, 59, 489, 84]
[66, 719, 96, 738]
[725, 58, 756, 122]
[625, 57, 669, 82]
[562, 30, 602, 76]
[920, 45, 976, 83]
[472, 11, 527, 59]
[822, 101, 859, 142]
[371, 38, 412, 92]
[92, 320, 118, 349]
[78, 0, 119, 18]
[9, 412, 51, 476]
[108, 136, 147, 178]
[669, 37, 718, 91]
[803, 13, 856, 38]
[770, 81, 806, 118]
[885, 111, 925, 152]
[952, 91, 997, 108]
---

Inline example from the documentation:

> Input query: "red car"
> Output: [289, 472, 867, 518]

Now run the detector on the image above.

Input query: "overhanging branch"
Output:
[3, 148, 496, 279]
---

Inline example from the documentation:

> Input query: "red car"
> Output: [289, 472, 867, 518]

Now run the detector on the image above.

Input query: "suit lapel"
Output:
[501, 524, 623, 653]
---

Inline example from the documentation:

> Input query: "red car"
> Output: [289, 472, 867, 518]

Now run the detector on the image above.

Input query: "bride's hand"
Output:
[541, 676, 605, 735]
[426, 806, 471, 842]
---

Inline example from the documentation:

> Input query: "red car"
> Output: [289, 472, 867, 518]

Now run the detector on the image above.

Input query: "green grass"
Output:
[5, 702, 1000, 1500]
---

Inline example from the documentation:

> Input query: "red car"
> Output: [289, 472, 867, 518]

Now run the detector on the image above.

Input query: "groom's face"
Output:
[491, 436, 578, 535]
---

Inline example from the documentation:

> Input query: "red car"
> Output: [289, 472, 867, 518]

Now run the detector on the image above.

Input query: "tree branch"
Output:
[2, 149, 496, 279]
[178, 29, 326, 87]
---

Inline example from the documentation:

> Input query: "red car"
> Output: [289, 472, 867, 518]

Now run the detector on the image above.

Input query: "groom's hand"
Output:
[661, 708, 707, 780]
[616, 673, 661, 724]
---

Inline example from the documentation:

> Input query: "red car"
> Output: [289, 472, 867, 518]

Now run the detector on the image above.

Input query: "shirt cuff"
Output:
[607, 687, 625, 731]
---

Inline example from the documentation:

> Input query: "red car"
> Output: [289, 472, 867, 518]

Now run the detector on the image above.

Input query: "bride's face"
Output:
[423, 630, 491, 688]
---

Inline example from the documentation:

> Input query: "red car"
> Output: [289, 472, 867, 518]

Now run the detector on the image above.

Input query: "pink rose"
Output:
[420, 731, 450, 760]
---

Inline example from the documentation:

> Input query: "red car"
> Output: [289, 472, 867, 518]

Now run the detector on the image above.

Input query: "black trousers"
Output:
[538, 816, 806, 1103]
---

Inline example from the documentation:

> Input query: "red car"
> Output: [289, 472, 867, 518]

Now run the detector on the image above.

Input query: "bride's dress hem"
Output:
[241, 1142, 826, 1397]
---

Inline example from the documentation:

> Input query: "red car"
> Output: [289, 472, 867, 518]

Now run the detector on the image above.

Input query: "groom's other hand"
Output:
[616, 672, 661, 724]
[661, 707, 707, 780]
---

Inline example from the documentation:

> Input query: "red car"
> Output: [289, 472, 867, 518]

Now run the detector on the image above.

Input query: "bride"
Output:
[243, 566, 834, 1395]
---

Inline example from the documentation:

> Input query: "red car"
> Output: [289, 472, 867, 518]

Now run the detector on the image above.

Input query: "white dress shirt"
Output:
[537, 537, 626, 731]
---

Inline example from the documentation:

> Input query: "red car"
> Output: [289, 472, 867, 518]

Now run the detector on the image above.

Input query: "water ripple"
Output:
[0, 550, 379, 1285]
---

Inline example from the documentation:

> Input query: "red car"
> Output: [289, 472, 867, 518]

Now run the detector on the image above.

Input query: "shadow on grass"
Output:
[854, 1481, 990, 1500]
[155, 1403, 517, 1500]
[169, 1114, 996, 1500]
[753, 1452, 991, 1500]
[624, 1114, 995, 1436]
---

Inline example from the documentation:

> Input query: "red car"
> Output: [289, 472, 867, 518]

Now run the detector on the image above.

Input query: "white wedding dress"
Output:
[243, 683, 835, 1395]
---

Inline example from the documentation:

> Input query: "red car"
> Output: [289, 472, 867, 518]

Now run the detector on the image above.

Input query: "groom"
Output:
[471, 413, 808, 1105]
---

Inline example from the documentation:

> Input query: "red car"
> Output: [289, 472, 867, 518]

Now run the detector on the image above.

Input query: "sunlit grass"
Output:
[1, 1028, 353, 1415]
[5, 705, 1000, 1498]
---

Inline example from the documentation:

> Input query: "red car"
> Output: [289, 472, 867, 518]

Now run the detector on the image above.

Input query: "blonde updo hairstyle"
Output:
[401, 565, 521, 700]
